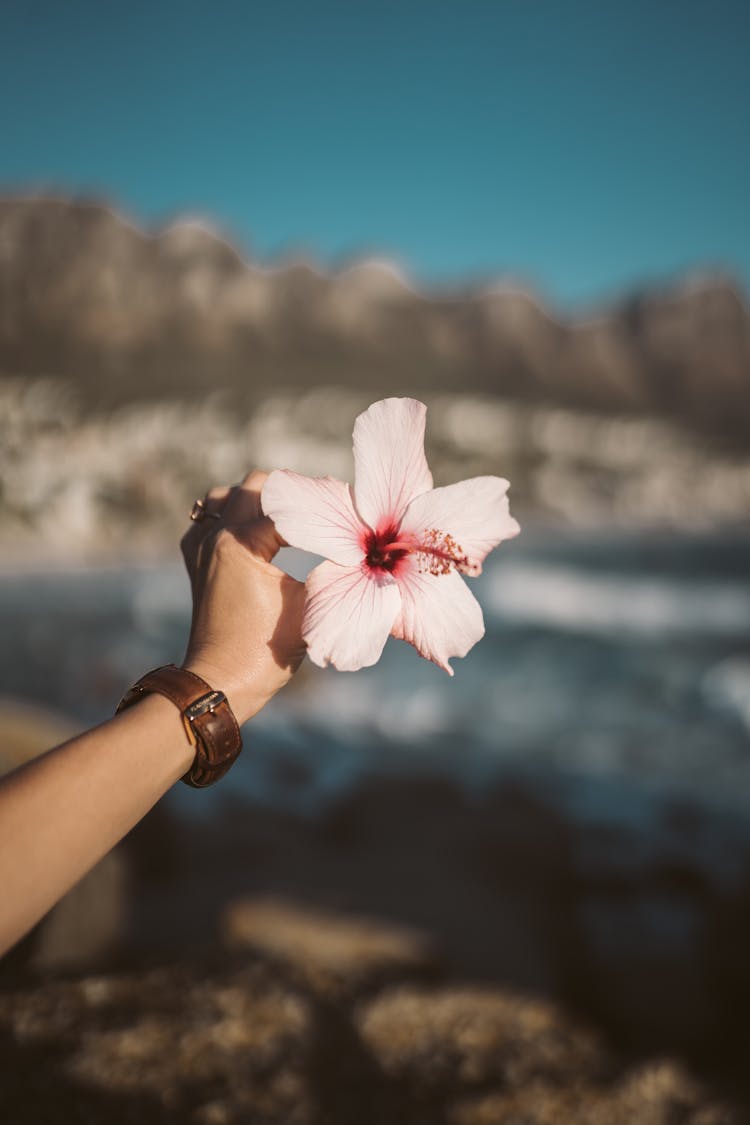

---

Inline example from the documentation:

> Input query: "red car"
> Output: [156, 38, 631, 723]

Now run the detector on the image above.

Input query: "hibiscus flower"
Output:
[261, 397, 520, 674]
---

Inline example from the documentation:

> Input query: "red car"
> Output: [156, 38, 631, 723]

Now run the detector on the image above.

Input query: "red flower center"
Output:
[363, 526, 410, 574]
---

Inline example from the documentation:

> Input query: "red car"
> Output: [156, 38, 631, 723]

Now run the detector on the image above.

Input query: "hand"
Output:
[180, 470, 306, 724]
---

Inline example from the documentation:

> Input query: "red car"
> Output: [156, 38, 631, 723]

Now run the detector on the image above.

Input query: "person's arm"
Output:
[0, 471, 305, 957]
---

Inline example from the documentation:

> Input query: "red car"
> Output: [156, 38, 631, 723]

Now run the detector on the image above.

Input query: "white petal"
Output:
[392, 560, 485, 675]
[400, 476, 520, 575]
[304, 560, 401, 671]
[262, 470, 365, 566]
[353, 398, 433, 530]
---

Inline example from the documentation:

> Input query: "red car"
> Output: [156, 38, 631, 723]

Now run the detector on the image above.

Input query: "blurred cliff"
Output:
[1, 196, 749, 560]
[2, 197, 749, 433]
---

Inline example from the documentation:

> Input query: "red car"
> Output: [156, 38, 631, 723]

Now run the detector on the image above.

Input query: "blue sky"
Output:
[2, 0, 748, 307]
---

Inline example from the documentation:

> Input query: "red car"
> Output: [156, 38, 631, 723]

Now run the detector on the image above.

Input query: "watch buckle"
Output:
[182, 690, 227, 746]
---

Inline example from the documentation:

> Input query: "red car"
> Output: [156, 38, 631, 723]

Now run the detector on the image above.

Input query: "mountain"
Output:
[1, 197, 748, 444]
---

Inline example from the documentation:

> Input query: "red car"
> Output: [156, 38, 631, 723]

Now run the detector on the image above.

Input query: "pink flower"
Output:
[261, 397, 520, 674]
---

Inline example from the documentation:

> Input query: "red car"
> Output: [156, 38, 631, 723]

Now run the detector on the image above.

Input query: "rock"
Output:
[0, 961, 314, 1124]
[27, 849, 129, 973]
[357, 985, 611, 1095]
[448, 1060, 739, 1124]
[358, 988, 741, 1123]
[222, 897, 440, 998]
[0, 697, 78, 774]
[0, 956, 742, 1123]
[0, 698, 132, 973]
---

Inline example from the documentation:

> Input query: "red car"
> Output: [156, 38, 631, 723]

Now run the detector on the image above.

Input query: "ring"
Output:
[190, 498, 222, 522]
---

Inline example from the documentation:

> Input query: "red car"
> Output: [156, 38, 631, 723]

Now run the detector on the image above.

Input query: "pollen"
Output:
[417, 528, 475, 576]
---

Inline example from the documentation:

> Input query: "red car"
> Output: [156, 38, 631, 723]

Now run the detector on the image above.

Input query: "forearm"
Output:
[0, 472, 304, 960]
[0, 694, 194, 957]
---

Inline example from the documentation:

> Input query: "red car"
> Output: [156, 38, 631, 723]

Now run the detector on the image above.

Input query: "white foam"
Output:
[483, 560, 750, 638]
[703, 657, 750, 732]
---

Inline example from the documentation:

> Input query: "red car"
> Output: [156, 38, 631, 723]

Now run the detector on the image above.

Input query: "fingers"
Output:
[221, 471, 287, 562]
[181, 483, 232, 568]
[221, 470, 268, 525]
[182, 471, 287, 567]
[230, 516, 287, 563]
[204, 485, 232, 516]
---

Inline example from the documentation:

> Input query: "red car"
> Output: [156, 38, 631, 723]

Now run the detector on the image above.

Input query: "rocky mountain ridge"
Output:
[1, 197, 748, 444]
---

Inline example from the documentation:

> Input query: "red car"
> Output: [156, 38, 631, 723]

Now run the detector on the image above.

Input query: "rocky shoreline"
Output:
[4, 761, 750, 1122]
[1, 945, 740, 1124]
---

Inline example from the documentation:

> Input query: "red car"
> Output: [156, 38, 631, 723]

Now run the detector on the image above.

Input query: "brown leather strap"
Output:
[116, 664, 243, 788]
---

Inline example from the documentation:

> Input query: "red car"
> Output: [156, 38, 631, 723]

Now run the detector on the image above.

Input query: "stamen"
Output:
[416, 528, 478, 577]
[363, 526, 478, 578]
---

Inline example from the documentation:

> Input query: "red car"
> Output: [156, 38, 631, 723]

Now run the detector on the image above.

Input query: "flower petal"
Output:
[353, 398, 434, 530]
[262, 470, 365, 566]
[399, 476, 520, 575]
[304, 560, 401, 671]
[392, 561, 485, 675]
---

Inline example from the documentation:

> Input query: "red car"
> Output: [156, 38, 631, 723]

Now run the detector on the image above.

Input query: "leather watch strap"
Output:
[116, 664, 243, 788]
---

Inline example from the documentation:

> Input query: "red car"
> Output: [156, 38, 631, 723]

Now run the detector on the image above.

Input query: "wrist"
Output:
[116, 664, 244, 788]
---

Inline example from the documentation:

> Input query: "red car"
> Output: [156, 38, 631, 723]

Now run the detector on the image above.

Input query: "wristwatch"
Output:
[116, 664, 243, 788]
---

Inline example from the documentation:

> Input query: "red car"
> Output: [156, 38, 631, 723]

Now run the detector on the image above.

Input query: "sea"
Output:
[2, 528, 749, 854]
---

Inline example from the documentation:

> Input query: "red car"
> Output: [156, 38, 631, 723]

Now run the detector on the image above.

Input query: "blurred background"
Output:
[1, 2, 750, 1121]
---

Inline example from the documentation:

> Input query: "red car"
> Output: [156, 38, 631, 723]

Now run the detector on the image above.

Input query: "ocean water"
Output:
[1, 528, 749, 837]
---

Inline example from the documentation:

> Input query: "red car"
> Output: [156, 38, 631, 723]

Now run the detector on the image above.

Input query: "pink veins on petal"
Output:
[261, 396, 520, 674]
